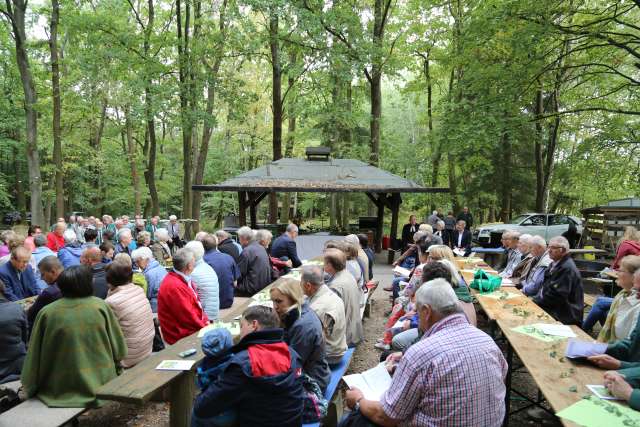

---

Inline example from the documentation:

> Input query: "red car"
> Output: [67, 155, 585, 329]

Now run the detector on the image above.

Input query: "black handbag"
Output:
[152, 317, 165, 352]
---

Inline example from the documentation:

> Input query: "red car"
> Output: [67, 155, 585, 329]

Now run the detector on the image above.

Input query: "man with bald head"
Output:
[81, 246, 109, 299]
[0, 246, 39, 301]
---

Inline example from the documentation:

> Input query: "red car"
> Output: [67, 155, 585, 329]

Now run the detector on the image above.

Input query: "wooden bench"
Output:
[0, 397, 85, 427]
[584, 293, 597, 310]
[303, 347, 355, 427]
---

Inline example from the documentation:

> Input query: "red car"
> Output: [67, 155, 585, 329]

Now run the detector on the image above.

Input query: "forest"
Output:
[0, 0, 638, 231]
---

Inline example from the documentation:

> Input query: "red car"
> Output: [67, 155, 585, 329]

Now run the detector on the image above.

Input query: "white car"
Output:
[473, 213, 583, 247]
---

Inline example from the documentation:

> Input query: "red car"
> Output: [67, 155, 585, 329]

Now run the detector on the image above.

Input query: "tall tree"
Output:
[1, 0, 45, 225]
[49, 0, 64, 218]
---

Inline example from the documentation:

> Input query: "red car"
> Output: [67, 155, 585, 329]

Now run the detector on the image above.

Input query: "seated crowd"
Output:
[5, 210, 640, 425]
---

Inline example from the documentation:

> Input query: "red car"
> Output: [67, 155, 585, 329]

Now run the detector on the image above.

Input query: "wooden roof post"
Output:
[238, 191, 247, 226]
[388, 193, 402, 264]
[249, 192, 258, 228]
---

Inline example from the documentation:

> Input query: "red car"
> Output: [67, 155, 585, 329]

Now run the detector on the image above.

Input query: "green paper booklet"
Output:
[556, 396, 640, 427]
[511, 324, 565, 342]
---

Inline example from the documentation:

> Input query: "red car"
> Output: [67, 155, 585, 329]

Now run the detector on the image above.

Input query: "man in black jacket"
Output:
[80, 246, 109, 299]
[236, 227, 272, 296]
[401, 215, 420, 252]
[271, 224, 302, 268]
[192, 306, 303, 427]
[533, 236, 584, 326]
[215, 230, 241, 264]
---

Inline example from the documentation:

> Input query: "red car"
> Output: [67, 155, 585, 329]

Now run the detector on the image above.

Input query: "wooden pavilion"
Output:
[193, 151, 448, 263]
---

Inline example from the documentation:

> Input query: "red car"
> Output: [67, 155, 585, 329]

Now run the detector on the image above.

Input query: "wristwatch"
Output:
[354, 397, 363, 412]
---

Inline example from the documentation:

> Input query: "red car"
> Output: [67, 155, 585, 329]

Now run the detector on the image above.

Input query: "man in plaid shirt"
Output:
[346, 279, 507, 426]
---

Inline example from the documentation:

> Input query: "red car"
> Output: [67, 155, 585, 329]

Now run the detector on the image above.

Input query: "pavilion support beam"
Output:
[249, 194, 257, 229]
[388, 193, 402, 264]
[238, 191, 247, 226]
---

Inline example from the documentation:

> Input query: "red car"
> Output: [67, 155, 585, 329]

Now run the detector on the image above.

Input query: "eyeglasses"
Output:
[548, 245, 564, 250]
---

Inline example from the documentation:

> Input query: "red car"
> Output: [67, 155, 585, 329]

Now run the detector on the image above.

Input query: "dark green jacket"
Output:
[607, 314, 640, 370]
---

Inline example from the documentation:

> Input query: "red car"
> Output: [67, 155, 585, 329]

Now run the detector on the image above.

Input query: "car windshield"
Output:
[510, 215, 529, 225]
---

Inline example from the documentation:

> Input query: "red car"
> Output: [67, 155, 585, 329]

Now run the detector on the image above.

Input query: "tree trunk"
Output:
[6, 0, 45, 225]
[92, 100, 107, 215]
[49, 0, 64, 219]
[268, 6, 282, 224]
[534, 86, 545, 211]
[500, 125, 511, 222]
[368, 0, 388, 166]
[177, 0, 193, 224]
[13, 146, 25, 215]
[143, 0, 160, 216]
[125, 106, 142, 215]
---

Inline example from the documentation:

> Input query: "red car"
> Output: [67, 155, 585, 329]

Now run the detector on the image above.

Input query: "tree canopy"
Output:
[0, 0, 638, 229]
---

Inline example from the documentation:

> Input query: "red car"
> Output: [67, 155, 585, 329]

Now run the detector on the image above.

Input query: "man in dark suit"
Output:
[271, 224, 302, 268]
[533, 236, 583, 326]
[401, 215, 420, 252]
[452, 220, 472, 256]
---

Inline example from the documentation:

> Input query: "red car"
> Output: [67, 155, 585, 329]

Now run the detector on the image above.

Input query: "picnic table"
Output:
[454, 256, 618, 426]
[498, 318, 605, 427]
[96, 259, 324, 427]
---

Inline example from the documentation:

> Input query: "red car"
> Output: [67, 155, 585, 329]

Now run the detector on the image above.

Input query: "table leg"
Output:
[503, 342, 513, 427]
[170, 371, 195, 427]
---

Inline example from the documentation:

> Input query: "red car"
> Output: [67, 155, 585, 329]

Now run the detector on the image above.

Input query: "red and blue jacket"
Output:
[193, 328, 304, 426]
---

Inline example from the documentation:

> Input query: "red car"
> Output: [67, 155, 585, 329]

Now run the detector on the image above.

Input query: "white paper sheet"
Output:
[537, 323, 577, 338]
[343, 363, 392, 401]
[587, 384, 622, 400]
[156, 360, 196, 371]
[565, 339, 608, 359]
[393, 266, 411, 277]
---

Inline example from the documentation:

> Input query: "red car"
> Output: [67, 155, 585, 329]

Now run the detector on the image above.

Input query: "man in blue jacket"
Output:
[192, 305, 304, 427]
[271, 224, 302, 268]
[0, 246, 39, 301]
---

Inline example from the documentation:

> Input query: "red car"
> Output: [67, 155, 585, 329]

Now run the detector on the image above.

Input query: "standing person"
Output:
[401, 215, 419, 252]
[94, 220, 105, 246]
[145, 216, 161, 241]
[202, 234, 239, 310]
[270, 278, 330, 392]
[167, 215, 182, 251]
[24, 225, 42, 252]
[215, 230, 241, 263]
[21, 265, 127, 407]
[0, 247, 39, 301]
[345, 279, 507, 427]
[131, 247, 167, 313]
[457, 206, 473, 229]
[80, 246, 109, 299]
[105, 262, 155, 368]
[271, 224, 302, 268]
[301, 265, 348, 365]
[57, 230, 83, 268]
[324, 248, 363, 347]
[236, 227, 271, 297]
[192, 306, 304, 427]
[443, 211, 456, 247]
[157, 248, 209, 345]
[185, 241, 220, 321]
[27, 256, 63, 327]
[426, 210, 440, 228]
[0, 280, 28, 384]
[46, 222, 66, 253]
[150, 228, 172, 266]
[533, 236, 584, 326]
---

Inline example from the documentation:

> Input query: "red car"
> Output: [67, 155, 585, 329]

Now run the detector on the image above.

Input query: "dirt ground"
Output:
[75, 256, 593, 426]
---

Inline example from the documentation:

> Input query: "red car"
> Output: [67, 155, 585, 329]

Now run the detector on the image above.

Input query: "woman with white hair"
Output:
[57, 229, 83, 268]
[131, 246, 167, 312]
[151, 228, 172, 266]
[185, 241, 220, 320]
[345, 234, 369, 283]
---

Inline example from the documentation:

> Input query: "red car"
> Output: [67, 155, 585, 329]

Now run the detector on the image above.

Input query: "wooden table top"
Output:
[497, 318, 606, 426]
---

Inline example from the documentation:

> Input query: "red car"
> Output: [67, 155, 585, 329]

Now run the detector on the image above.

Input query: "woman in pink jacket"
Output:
[105, 260, 155, 368]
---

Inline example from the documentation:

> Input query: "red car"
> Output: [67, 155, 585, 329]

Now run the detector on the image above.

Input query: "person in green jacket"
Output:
[588, 283, 640, 371]
[604, 368, 640, 410]
[21, 265, 127, 408]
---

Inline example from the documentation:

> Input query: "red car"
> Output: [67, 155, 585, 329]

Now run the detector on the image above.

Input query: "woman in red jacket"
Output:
[612, 227, 640, 270]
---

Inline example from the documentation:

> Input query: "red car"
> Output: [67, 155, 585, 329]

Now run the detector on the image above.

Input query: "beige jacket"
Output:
[357, 249, 370, 283]
[106, 283, 155, 368]
[328, 269, 363, 347]
[308, 284, 348, 364]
